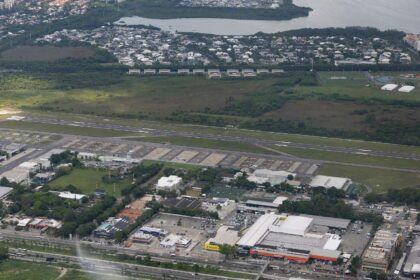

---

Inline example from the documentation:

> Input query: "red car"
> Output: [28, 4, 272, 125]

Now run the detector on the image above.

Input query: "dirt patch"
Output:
[0, 45, 95, 62]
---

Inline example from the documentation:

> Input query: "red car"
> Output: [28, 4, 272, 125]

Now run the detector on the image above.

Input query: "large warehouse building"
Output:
[236, 213, 349, 263]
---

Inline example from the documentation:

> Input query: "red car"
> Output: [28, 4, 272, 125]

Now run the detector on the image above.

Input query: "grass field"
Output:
[272, 146, 420, 170]
[142, 159, 201, 172]
[48, 168, 132, 195]
[31, 111, 420, 156]
[0, 121, 139, 137]
[0, 45, 95, 62]
[0, 260, 60, 280]
[134, 136, 274, 154]
[317, 164, 420, 193]
[297, 71, 420, 102]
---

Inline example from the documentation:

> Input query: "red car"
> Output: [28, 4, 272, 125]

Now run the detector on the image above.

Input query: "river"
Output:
[116, 0, 420, 35]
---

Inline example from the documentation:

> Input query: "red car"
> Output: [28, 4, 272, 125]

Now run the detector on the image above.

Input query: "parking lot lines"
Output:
[144, 147, 171, 160]
[172, 150, 199, 163]
[200, 153, 227, 166]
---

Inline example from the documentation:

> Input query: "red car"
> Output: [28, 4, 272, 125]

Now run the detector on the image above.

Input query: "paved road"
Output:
[19, 115, 420, 161]
[9, 249, 247, 280]
[0, 231, 262, 274]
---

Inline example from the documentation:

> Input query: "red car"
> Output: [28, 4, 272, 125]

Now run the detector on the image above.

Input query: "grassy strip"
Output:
[142, 159, 202, 171]
[31, 111, 420, 156]
[131, 135, 274, 155]
[272, 146, 420, 170]
[0, 260, 61, 280]
[317, 164, 420, 193]
[0, 121, 140, 137]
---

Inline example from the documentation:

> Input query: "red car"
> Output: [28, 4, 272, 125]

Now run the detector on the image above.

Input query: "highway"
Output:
[9, 248, 251, 280]
[0, 231, 262, 275]
[19, 115, 420, 161]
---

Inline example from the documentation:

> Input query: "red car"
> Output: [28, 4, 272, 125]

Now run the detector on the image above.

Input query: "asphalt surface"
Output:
[19, 115, 420, 161]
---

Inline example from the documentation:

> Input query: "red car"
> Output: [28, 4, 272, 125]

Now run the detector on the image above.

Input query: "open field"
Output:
[272, 146, 420, 170]
[34, 76, 278, 118]
[0, 71, 419, 148]
[0, 121, 140, 137]
[0, 45, 95, 62]
[134, 136, 274, 155]
[0, 260, 60, 280]
[48, 168, 131, 195]
[296, 71, 420, 102]
[317, 164, 420, 193]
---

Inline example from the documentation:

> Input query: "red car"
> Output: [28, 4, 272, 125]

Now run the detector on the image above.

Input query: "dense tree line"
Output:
[121, 0, 311, 21]
[365, 187, 420, 207]
[280, 27, 405, 41]
[279, 190, 383, 231]
[57, 195, 117, 237]
[49, 150, 81, 167]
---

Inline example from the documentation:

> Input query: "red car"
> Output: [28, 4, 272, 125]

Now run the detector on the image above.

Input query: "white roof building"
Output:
[248, 169, 295, 185]
[381, 84, 399, 91]
[160, 234, 191, 248]
[156, 175, 182, 191]
[236, 213, 344, 262]
[206, 226, 240, 247]
[309, 175, 351, 190]
[58, 191, 86, 201]
[398, 85, 415, 93]
[17, 218, 32, 227]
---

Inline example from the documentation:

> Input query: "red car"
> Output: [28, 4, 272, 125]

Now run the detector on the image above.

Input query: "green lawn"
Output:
[142, 159, 201, 172]
[272, 146, 420, 170]
[48, 168, 131, 196]
[0, 260, 60, 280]
[0, 121, 139, 138]
[297, 71, 420, 102]
[317, 164, 420, 193]
[134, 136, 274, 155]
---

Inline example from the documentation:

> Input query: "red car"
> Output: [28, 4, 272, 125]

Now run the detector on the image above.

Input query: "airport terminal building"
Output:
[236, 213, 349, 263]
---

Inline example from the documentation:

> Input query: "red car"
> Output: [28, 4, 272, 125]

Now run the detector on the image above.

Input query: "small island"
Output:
[120, 0, 312, 21]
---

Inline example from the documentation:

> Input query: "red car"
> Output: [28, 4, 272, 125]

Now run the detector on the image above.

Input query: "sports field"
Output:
[48, 168, 131, 195]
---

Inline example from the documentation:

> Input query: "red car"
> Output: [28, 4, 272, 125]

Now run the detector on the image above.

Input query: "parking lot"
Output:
[0, 129, 59, 145]
[129, 213, 221, 261]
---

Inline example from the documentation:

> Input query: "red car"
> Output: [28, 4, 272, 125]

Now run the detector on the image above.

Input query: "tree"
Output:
[349, 256, 361, 274]
[219, 244, 236, 257]
[0, 246, 8, 262]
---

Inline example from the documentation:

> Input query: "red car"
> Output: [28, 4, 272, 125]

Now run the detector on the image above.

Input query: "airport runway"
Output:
[20, 115, 420, 162]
